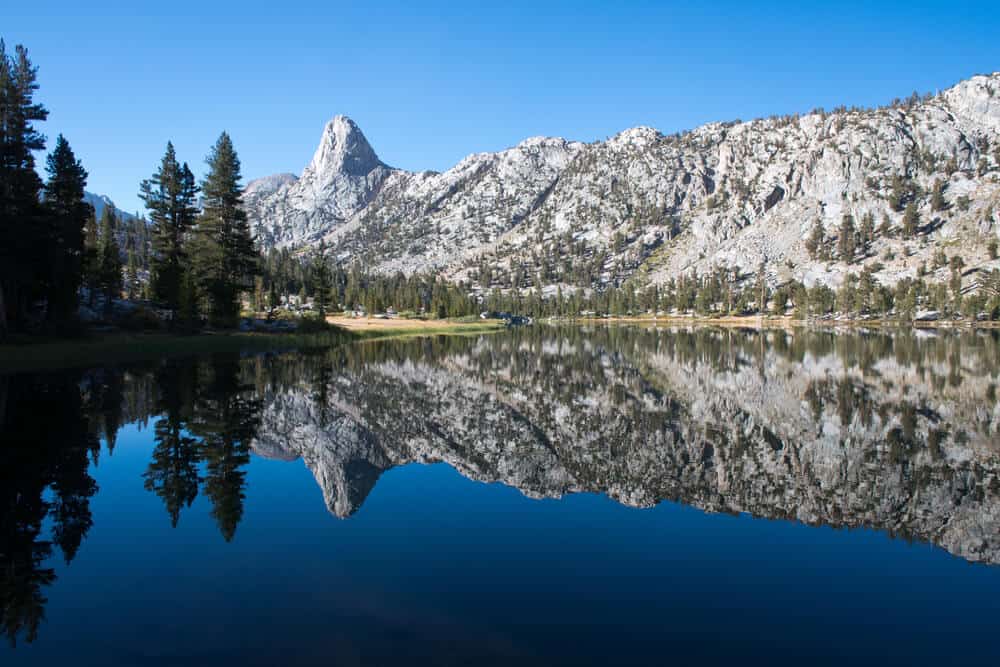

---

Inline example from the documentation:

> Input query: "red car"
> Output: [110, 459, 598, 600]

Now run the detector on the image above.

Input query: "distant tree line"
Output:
[258, 248, 479, 318]
[264, 244, 1000, 322]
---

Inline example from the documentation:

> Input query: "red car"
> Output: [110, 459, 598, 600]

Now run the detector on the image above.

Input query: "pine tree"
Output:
[856, 268, 876, 314]
[805, 220, 825, 260]
[97, 206, 122, 311]
[858, 212, 875, 256]
[311, 242, 332, 316]
[252, 276, 265, 313]
[878, 213, 893, 238]
[125, 250, 140, 299]
[949, 255, 965, 312]
[190, 132, 257, 326]
[837, 274, 857, 314]
[755, 264, 769, 314]
[0, 41, 49, 336]
[140, 142, 198, 316]
[838, 214, 857, 263]
[902, 202, 920, 236]
[177, 268, 198, 330]
[931, 178, 947, 212]
[42, 135, 90, 326]
[82, 209, 100, 304]
[268, 281, 279, 314]
[888, 174, 911, 212]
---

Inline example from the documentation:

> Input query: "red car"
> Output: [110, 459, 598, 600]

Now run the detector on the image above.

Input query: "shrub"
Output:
[297, 314, 335, 333]
[118, 306, 164, 332]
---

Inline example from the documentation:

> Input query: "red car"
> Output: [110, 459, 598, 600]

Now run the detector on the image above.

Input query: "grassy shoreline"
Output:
[348, 321, 506, 341]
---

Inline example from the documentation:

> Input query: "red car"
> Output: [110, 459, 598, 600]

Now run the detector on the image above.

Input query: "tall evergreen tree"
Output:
[139, 142, 198, 315]
[97, 206, 122, 309]
[754, 263, 769, 314]
[82, 208, 100, 302]
[0, 41, 49, 336]
[190, 132, 256, 326]
[312, 241, 333, 316]
[838, 214, 857, 262]
[42, 135, 90, 326]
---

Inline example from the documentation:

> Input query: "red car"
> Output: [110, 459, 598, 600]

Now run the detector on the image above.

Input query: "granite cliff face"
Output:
[246, 116, 394, 249]
[246, 74, 1000, 290]
[250, 328, 1000, 564]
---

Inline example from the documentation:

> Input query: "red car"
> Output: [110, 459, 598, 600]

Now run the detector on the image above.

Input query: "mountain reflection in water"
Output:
[2, 325, 999, 650]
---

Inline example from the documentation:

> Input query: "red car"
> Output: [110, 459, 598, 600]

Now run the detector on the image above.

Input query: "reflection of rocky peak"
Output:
[252, 366, 576, 516]
[251, 329, 1000, 564]
[253, 391, 388, 517]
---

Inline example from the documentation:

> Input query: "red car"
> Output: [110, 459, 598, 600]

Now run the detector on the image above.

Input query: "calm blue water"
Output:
[3, 327, 1000, 665]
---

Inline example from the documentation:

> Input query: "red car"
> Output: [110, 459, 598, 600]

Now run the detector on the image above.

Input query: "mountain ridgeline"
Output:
[246, 74, 1000, 293]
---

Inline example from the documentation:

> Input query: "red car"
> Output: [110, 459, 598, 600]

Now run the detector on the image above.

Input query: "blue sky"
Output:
[5, 1, 999, 214]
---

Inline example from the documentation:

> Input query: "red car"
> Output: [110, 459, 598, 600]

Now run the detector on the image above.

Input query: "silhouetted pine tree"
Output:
[42, 135, 91, 326]
[0, 41, 49, 336]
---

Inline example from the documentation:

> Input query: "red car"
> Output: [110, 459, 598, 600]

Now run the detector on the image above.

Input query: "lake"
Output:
[2, 325, 1000, 665]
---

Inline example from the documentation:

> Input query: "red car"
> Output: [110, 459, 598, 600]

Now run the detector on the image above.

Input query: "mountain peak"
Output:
[306, 115, 384, 179]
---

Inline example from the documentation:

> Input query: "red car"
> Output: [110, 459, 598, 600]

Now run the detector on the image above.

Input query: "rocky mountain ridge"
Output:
[246, 73, 1000, 291]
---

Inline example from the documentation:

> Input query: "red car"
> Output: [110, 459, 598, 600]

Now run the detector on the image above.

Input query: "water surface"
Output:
[3, 326, 1000, 665]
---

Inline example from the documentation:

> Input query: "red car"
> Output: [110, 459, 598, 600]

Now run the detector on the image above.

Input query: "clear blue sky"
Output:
[6, 1, 999, 214]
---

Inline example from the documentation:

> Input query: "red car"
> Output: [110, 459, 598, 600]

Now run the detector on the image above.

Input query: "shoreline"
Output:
[570, 315, 1000, 329]
[326, 315, 504, 332]
[335, 318, 507, 342]
[2, 314, 996, 373]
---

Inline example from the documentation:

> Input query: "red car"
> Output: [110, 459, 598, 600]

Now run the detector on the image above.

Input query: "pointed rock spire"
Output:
[306, 115, 384, 179]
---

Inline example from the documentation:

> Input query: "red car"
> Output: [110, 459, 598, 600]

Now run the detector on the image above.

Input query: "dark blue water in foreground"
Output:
[3, 327, 1000, 665]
